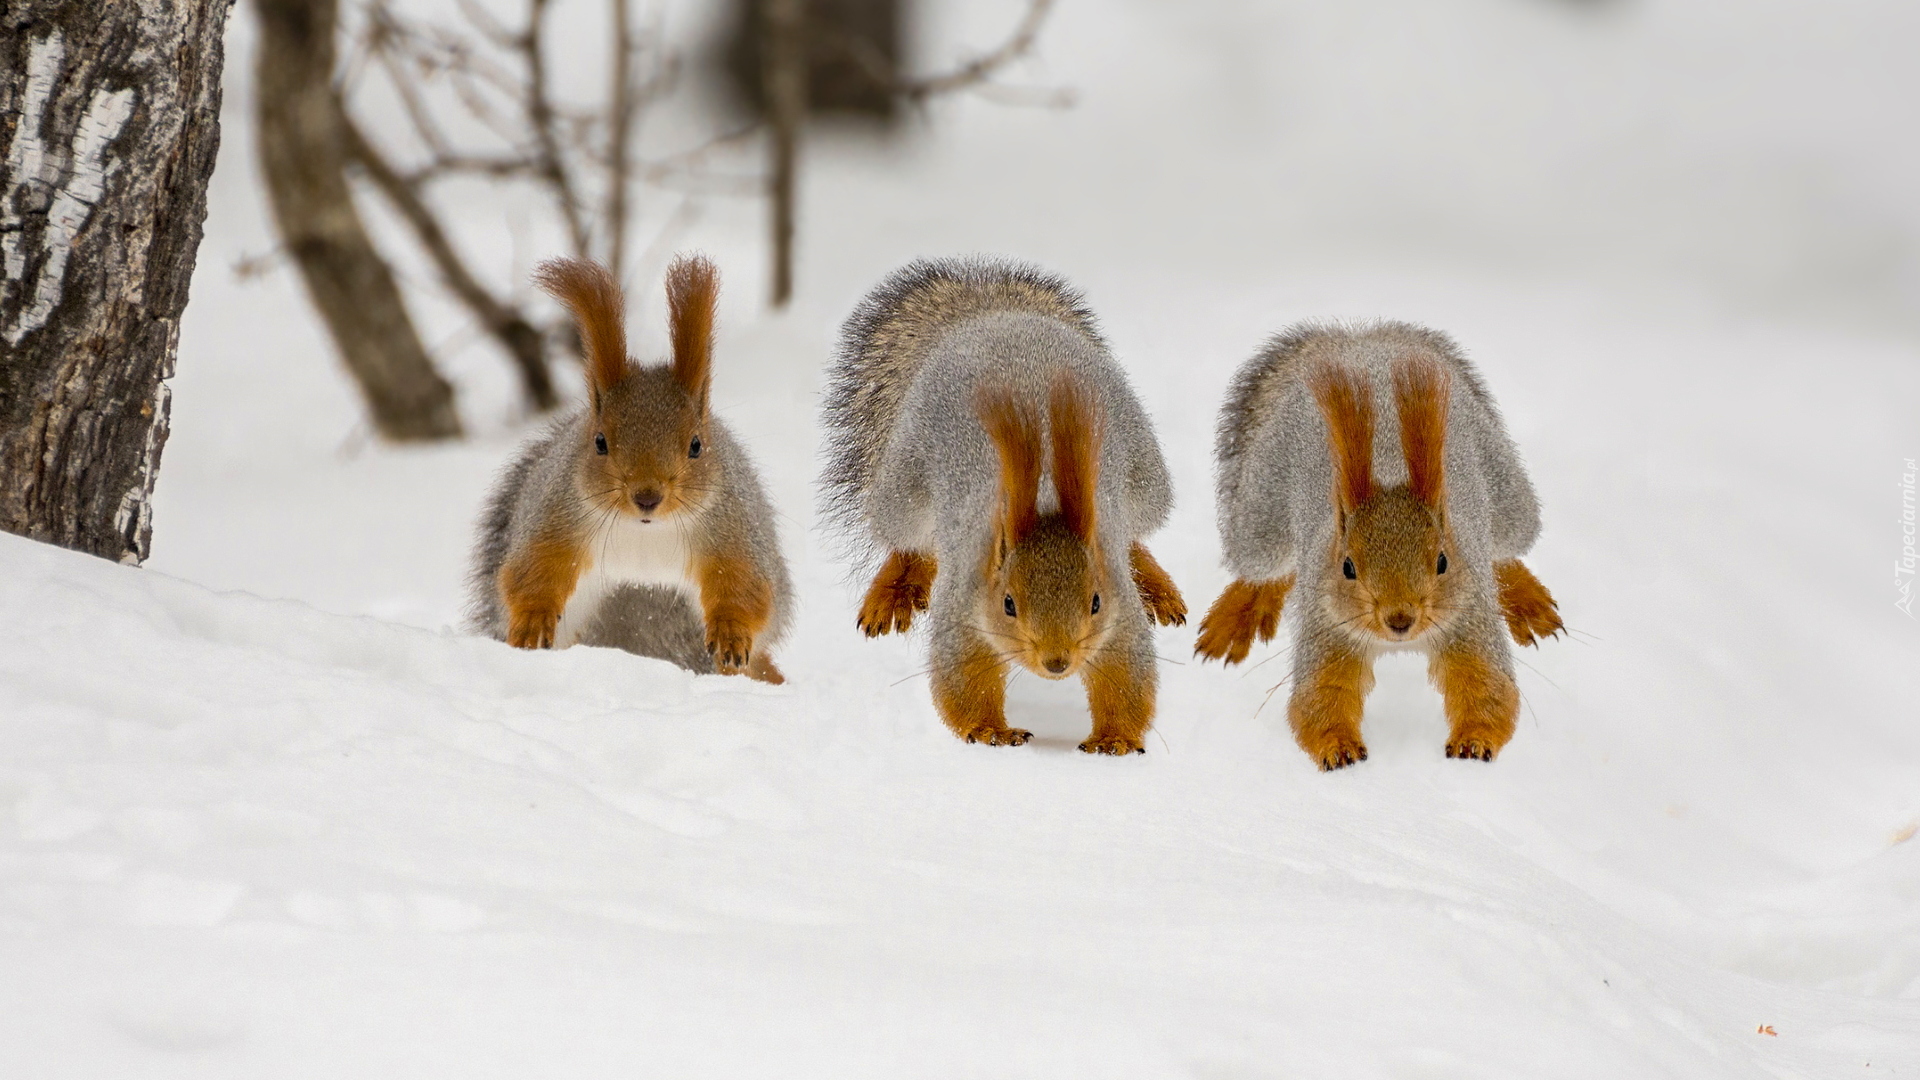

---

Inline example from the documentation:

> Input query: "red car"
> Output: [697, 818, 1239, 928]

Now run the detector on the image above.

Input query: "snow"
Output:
[4, 0, 1918, 1075]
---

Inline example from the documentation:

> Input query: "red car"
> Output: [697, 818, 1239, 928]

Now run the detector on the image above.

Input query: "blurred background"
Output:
[150, 0, 1920, 626]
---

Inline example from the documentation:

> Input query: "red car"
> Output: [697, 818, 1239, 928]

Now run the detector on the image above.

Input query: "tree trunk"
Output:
[0, 0, 235, 564]
[764, 0, 808, 307]
[254, 0, 462, 441]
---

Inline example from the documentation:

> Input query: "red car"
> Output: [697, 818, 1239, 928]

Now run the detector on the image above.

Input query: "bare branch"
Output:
[520, 0, 591, 258]
[341, 114, 558, 411]
[821, 0, 1060, 103]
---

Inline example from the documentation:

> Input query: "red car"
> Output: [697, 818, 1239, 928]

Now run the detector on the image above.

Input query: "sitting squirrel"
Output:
[820, 259, 1187, 753]
[1195, 323, 1563, 768]
[467, 254, 792, 682]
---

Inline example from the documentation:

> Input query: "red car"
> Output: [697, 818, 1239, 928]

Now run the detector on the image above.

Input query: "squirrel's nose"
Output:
[1043, 656, 1070, 675]
[1385, 612, 1414, 634]
[633, 490, 663, 513]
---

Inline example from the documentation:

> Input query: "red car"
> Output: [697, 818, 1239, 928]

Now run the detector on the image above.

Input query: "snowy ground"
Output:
[5, 0, 1919, 1075]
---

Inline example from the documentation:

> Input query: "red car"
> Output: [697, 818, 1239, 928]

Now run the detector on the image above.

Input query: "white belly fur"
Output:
[554, 515, 700, 648]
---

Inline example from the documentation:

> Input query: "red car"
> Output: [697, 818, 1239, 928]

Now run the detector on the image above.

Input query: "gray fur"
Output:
[819, 257, 1174, 679]
[1214, 320, 1541, 673]
[818, 257, 1109, 553]
[466, 407, 791, 668]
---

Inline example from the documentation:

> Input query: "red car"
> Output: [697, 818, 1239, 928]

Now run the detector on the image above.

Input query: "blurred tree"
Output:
[734, 0, 1063, 305]
[724, 0, 903, 123]
[255, 0, 465, 440]
[0, 0, 235, 564]
[256, 0, 1063, 439]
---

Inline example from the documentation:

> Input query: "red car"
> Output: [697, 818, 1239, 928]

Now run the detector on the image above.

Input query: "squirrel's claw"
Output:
[506, 611, 560, 650]
[1313, 741, 1368, 771]
[706, 623, 757, 675]
[1445, 739, 1499, 762]
[959, 724, 1032, 747]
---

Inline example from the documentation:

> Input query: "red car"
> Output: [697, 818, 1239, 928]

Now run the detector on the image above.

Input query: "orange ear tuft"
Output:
[976, 385, 1042, 546]
[1392, 355, 1451, 507]
[1306, 359, 1376, 513]
[1048, 376, 1105, 542]
[533, 257, 628, 397]
[665, 252, 718, 402]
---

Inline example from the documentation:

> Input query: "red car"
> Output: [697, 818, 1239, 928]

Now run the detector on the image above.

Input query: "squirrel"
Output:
[819, 258, 1187, 753]
[467, 254, 792, 683]
[1194, 322, 1563, 768]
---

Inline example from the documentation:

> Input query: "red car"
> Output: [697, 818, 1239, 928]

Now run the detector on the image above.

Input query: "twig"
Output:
[341, 114, 558, 411]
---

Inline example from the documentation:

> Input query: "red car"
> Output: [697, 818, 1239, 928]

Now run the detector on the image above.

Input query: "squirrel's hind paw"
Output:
[1194, 576, 1292, 665]
[1494, 559, 1564, 647]
[1129, 543, 1188, 627]
[857, 551, 936, 637]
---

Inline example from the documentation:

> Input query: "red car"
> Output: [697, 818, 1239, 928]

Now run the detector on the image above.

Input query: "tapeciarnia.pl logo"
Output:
[1899, 458, 1916, 618]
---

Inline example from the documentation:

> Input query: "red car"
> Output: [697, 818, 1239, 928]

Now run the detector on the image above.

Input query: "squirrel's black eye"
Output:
[1091, 593, 1101, 615]
[1004, 594, 1017, 618]
[688, 436, 702, 459]
[1342, 557, 1357, 580]
[1437, 552, 1448, 574]
[593, 432, 608, 455]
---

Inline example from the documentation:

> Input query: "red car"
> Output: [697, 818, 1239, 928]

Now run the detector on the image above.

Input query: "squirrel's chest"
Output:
[555, 516, 700, 646]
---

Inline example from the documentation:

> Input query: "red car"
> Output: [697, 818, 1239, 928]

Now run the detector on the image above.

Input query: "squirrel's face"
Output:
[985, 518, 1113, 680]
[579, 367, 715, 524]
[1328, 486, 1460, 644]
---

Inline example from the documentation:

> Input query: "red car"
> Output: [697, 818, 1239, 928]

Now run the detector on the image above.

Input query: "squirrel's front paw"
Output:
[1078, 734, 1145, 755]
[706, 620, 757, 675]
[1300, 731, 1368, 771]
[955, 722, 1032, 747]
[506, 609, 560, 649]
[1445, 734, 1504, 762]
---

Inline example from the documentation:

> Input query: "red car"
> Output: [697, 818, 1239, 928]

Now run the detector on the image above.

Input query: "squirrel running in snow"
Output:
[1195, 322, 1563, 768]
[819, 258, 1187, 754]
[467, 254, 792, 682]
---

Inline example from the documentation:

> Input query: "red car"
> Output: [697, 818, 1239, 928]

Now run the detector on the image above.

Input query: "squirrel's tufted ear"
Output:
[1048, 376, 1104, 543]
[533, 257, 628, 401]
[977, 385, 1042, 546]
[665, 253, 718, 405]
[1306, 359, 1375, 515]
[1393, 354, 1451, 508]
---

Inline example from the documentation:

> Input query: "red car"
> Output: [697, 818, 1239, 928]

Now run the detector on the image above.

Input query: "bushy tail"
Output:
[818, 257, 1102, 542]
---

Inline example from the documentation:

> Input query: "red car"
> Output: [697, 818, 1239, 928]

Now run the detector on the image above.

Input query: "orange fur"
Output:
[1288, 646, 1372, 770]
[1080, 650, 1153, 755]
[694, 551, 777, 681]
[1494, 558, 1564, 647]
[532, 257, 628, 396]
[1193, 575, 1294, 665]
[1128, 542, 1187, 626]
[857, 549, 938, 637]
[1431, 643, 1519, 761]
[976, 387, 1043, 545]
[1392, 355, 1451, 507]
[665, 253, 717, 401]
[1306, 360, 1376, 513]
[931, 632, 1031, 746]
[498, 536, 586, 649]
[1048, 376, 1104, 542]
